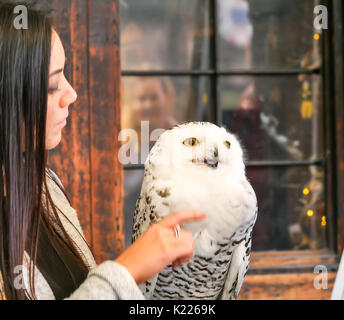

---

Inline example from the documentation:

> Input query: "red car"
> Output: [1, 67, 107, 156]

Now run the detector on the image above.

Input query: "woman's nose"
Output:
[61, 82, 77, 108]
[69, 86, 78, 104]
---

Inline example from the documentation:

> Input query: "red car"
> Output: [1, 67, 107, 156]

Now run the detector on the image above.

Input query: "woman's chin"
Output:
[45, 134, 62, 150]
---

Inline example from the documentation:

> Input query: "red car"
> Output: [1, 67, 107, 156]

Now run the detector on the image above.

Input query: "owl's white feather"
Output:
[132, 122, 257, 300]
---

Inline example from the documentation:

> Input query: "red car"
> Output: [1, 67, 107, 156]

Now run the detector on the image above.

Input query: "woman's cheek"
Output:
[45, 98, 58, 149]
[46, 103, 54, 133]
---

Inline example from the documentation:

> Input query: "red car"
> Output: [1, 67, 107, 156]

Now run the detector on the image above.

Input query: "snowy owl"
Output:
[132, 122, 257, 300]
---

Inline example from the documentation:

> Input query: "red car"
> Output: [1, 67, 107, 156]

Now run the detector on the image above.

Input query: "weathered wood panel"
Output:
[250, 250, 336, 269]
[67, 0, 92, 243]
[240, 251, 337, 299]
[47, 0, 92, 246]
[88, 0, 124, 262]
[45, 0, 123, 262]
[238, 272, 336, 300]
[252, 250, 332, 257]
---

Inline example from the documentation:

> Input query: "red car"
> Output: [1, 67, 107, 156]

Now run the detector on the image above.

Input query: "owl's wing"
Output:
[219, 232, 251, 300]
[131, 194, 144, 243]
[219, 179, 258, 300]
[131, 188, 160, 299]
[138, 275, 159, 300]
[219, 207, 257, 300]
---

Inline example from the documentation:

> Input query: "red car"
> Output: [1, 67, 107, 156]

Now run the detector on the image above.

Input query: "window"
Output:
[120, 0, 332, 258]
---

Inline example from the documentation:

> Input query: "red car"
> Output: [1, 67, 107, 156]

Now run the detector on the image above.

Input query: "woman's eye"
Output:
[183, 137, 199, 147]
[225, 141, 231, 149]
[48, 85, 59, 94]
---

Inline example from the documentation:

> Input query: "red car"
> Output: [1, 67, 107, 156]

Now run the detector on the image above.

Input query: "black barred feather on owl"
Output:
[132, 122, 257, 300]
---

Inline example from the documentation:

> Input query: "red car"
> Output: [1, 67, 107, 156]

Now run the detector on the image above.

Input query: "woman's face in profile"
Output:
[45, 30, 77, 150]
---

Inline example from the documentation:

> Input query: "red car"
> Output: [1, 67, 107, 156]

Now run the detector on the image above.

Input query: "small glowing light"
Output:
[307, 210, 314, 217]
[203, 93, 208, 105]
[314, 34, 320, 40]
[321, 216, 327, 227]
[303, 188, 310, 196]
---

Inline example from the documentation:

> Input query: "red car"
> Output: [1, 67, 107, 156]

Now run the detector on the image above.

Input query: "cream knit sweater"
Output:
[0, 169, 145, 300]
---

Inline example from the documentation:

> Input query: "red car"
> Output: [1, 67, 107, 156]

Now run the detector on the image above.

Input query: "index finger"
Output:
[160, 210, 206, 228]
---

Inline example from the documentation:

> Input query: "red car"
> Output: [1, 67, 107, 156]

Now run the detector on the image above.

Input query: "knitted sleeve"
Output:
[65, 261, 145, 300]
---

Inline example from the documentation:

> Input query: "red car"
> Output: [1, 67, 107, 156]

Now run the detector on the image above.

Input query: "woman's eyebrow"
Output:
[49, 68, 63, 77]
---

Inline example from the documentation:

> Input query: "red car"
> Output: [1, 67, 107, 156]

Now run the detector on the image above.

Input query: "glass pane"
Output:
[124, 170, 144, 248]
[250, 166, 326, 251]
[217, 0, 321, 70]
[220, 75, 323, 161]
[120, 0, 211, 70]
[121, 76, 212, 165]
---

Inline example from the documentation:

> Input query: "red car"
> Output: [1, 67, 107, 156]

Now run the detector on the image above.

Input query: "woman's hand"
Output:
[115, 210, 206, 284]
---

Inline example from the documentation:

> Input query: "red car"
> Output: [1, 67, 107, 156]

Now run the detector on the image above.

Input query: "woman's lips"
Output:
[57, 119, 67, 127]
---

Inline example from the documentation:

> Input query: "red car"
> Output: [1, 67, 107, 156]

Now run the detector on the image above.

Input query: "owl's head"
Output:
[148, 122, 246, 177]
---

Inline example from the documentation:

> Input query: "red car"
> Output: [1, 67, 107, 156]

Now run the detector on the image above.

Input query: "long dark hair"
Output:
[0, 2, 89, 299]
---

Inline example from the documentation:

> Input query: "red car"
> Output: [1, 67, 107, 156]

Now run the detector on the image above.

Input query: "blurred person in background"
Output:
[121, 76, 179, 247]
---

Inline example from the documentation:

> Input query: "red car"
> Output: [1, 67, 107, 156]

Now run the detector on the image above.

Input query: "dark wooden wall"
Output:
[42, 0, 123, 263]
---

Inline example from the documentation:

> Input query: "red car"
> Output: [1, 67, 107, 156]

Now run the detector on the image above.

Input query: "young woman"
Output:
[0, 3, 205, 300]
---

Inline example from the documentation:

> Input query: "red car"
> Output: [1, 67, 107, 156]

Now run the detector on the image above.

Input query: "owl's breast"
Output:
[152, 227, 245, 300]
[145, 165, 256, 241]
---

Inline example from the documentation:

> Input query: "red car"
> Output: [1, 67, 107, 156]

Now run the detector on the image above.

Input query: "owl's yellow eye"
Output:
[183, 137, 198, 147]
[225, 141, 231, 149]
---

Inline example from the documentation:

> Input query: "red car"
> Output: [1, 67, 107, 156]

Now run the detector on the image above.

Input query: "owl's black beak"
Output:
[204, 159, 218, 168]
[204, 148, 219, 168]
